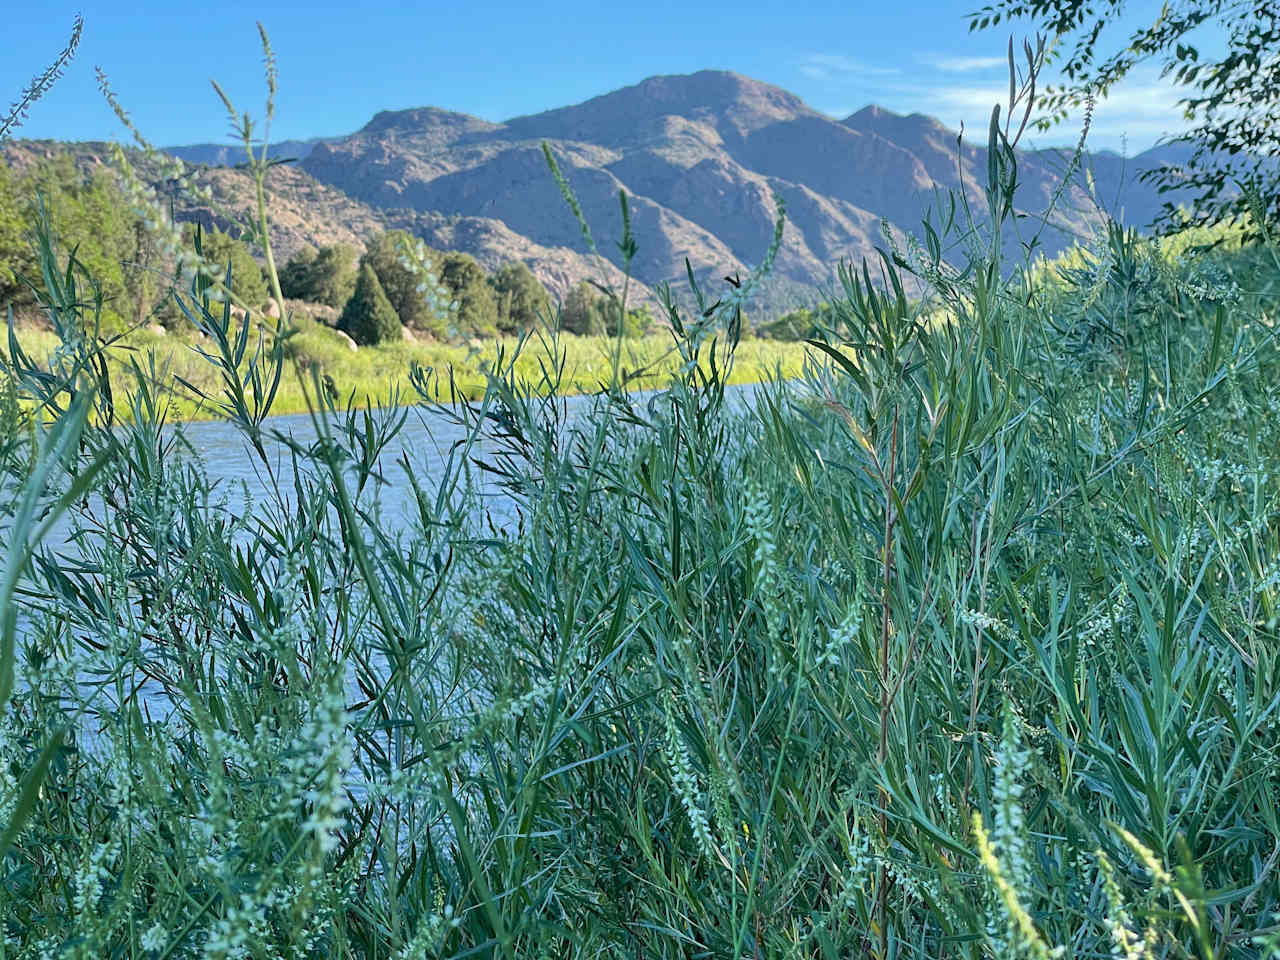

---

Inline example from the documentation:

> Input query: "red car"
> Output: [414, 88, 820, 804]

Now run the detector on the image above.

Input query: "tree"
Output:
[757, 303, 836, 340]
[438, 251, 500, 337]
[363, 229, 448, 334]
[19, 156, 132, 319]
[280, 243, 357, 309]
[3, 153, 173, 332]
[312, 244, 358, 308]
[338, 262, 401, 345]
[605, 299, 655, 338]
[559, 281, 657, 337]
[488, 260, 553, 334]
[0, 164, 34, 312]
[180, 222, 270, 311]
[967, 2, 1280, 245]
[278, 245, 318, 299]
[559, 280, 611, 336]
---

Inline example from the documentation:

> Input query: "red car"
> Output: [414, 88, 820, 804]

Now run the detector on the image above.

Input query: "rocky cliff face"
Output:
[290, 69, 1206, 313]
[11, 69, 1221, 321]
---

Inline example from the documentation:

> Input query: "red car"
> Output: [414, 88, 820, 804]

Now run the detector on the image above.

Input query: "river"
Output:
[15, 379, 782, 779]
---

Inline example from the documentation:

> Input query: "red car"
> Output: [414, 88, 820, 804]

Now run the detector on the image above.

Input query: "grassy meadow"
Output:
[4, 24, 1280, 960]
[6, 316, 811, 421]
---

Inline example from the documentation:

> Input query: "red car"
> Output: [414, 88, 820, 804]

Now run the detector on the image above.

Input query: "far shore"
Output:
[4, 319, 819, 426]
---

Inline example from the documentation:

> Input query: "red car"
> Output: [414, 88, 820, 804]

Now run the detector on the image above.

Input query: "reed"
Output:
[2, 20, 1279, 960]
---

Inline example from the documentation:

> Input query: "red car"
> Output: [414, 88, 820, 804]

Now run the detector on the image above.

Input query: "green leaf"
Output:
[0, 728, 64, 861]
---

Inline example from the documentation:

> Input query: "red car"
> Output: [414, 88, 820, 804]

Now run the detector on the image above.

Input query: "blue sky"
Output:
[3, 1, 1224, 156]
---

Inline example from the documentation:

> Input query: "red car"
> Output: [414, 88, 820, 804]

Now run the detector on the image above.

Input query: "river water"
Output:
[42, 381, 772, 545]
[18, 380, 781, 776]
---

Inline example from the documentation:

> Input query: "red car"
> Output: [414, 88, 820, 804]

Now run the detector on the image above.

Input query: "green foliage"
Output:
[558, 280, 658, 338]
[1, 156, 154, 332]
[609, 299, 655, 337]
[278, 243, 317, 296]
[279, 242, 357, 310]
[0, 147, 256, 333]
[5, 319, 809, 417]
[179, 222, 269, 311]
[0, 165, 32, 307]
[968, 3, 1280, 245]
[312, 244, 358, 309]
[559, 279, 611, 335]
[756, 300, 843, 340]
[362, 229, 451, 335]
[437, 250, 500, 337]
[338, 260, 401, 345]
[487, 259, 553, 334]
[6, 25, 1280, 960]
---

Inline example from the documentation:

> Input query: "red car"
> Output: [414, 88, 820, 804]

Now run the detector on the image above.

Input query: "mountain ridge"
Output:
[23, 68, 1254, 320]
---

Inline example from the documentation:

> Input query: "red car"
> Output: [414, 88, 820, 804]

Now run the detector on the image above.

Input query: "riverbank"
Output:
[5, 314, 813, 423]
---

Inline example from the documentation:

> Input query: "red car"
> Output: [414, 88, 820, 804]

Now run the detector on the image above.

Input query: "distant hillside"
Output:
[161, 136, 344, 168]
[9, 69, 1260, 324]
[291, 70, 1218, 310]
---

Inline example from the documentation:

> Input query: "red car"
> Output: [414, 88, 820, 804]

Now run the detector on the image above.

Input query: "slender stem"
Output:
[875, 407, 899, 960]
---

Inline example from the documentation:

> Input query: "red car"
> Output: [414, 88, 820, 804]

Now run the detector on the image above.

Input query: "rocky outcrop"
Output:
[10, 69, 1237, 323]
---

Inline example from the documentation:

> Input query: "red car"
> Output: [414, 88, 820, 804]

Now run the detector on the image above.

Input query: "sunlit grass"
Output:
[3, 21, 1280, 960]
[5, 318, 812, 421]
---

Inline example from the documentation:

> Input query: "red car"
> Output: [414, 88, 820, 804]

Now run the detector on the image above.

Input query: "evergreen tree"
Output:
[560, 280, 610, 336]
[278, 245, 318, 300]
[363, 230, 444, 334]
[312, 244, 358, 309]
[338, 261, 401, 345]
[488, 260, 552, 334]
[438, 251, 499, 337]
[280, 243, 357, 310]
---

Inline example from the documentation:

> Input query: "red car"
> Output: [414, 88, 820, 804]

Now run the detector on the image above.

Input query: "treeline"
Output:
[0, 152, 295, 332]
[1, 153, 181, 329]
[279, 230, 658, 345]
[0, 150, 864, 345]
[0, 153, 664, 344]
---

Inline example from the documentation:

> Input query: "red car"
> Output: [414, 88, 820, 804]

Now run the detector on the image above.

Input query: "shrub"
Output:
[560, 280, 656, 337]
[337, 261, 401, 345]
[438, 250, 500, 337]
[559, 279, 610, 335]
[6, 24, 1280, 960]
[279, 243, 357, 310]
[488, 259, 553, 334]
[363, 229, 450, 335]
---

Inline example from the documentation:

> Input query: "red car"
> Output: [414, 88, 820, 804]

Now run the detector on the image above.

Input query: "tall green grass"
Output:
[3, 23, 1280, 960]
[4, 316, 811, 422]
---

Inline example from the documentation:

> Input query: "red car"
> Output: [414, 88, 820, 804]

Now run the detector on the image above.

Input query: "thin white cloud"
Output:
[799, 60, 1218, 152]
[931, 55, 1007, 72]
[796, 53, 901, 81]
[926, 80, 1200, 146]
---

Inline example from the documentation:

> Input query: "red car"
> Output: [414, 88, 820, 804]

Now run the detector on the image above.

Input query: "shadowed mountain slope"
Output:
[16, 69, 1243, 322]
[292, 70, 1211, 311]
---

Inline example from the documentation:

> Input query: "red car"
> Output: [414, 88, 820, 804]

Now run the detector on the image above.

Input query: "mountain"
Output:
[161, 136, 344, 167]
[289, 70, 1220, 312]
[10, 69, 1251, 322]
